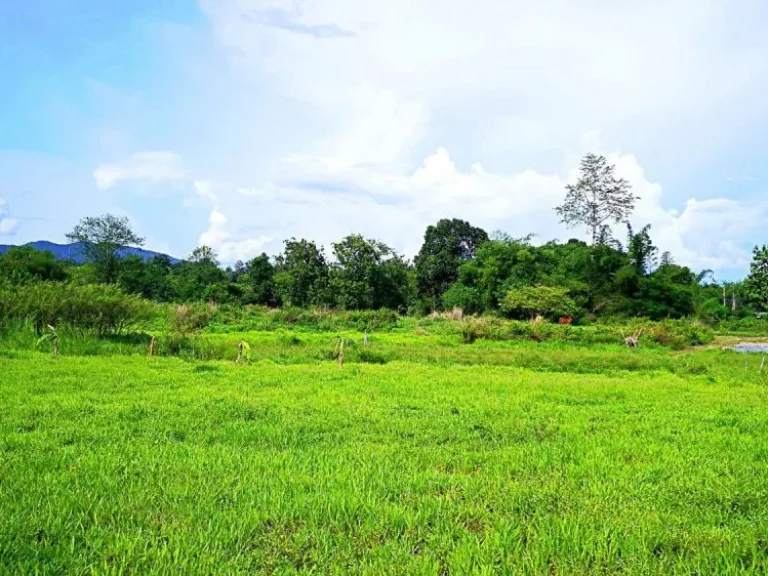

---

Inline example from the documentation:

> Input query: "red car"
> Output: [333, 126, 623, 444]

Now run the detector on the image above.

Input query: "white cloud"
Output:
[176, 0, 768, 272]
[0, 198, 19, 236]
[0, 218, 18, 235]
[193, 181, 272, 262]
[93, 152, 186, 190]
[50, 0, 763, 274]
[184, 145, 763, 273]
[201, 0, 768, 165]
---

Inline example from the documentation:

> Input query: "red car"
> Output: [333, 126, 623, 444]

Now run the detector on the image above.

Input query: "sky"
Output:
[1, 0, 768, 279]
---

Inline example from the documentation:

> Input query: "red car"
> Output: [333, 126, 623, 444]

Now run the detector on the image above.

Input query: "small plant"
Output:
[235, 341, 251, 364]
[36, 325, 60, 357]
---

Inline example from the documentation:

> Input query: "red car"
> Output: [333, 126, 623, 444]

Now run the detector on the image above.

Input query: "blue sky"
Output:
[2, 0, 768, 278]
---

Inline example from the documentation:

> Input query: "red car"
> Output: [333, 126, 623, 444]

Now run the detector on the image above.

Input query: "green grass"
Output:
[2, 346, 768, 574]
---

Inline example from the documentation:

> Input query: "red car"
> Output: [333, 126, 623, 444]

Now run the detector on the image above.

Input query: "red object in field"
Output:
[558, 316, 573, 325]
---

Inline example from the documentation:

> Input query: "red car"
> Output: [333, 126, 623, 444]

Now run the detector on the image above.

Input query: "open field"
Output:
[2, 340, 768, 575]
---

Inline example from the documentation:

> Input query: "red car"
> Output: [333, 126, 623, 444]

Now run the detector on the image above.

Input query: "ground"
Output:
[1, 339, 768, 574]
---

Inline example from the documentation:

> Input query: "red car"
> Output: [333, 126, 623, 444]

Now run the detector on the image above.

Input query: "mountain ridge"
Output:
[0, 241, 180, 264]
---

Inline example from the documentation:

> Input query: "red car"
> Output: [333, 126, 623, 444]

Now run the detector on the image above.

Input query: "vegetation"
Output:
[2, 342, 768, 574]
[66, 214, 145, 284]
[1, 157, 767, 572]
[555, 153, 636, 245]
[1, 156, 764, 332]
[415, 218, 488, 311]
[501, 285, 577, 320]
[746, 245, 768, 311]
[0, 282, 152, 336]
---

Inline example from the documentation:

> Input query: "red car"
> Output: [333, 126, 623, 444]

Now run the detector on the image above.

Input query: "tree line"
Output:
[3, 154, 768, 322]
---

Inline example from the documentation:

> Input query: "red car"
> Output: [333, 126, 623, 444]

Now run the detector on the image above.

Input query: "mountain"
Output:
[0, 241, 180, 264]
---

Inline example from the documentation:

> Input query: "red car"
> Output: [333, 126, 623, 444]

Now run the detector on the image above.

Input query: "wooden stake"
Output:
[338, 339, 344, 369]
[148, 336, 157, 358]
[236, 342, 243, 363]
[52, 340, 59, 357]
[761, 356, 765, 373]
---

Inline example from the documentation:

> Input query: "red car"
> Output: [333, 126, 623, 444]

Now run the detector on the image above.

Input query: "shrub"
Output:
[459, 316, 508, 343]
[169, 303, 215, 336]
[455, 315, 713, 349]
[501, 286, 577, 320]
[442, 284, 482, 315]
[0, 281, 153, 336]
[645, 319, 714, 350]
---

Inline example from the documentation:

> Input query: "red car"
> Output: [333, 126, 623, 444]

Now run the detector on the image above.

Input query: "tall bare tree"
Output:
[556, 154, 636, 245]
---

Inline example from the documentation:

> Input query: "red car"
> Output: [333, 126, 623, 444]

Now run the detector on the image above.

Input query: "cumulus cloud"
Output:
[93, 152, 186, 191]
[0, 198, 19, 236]
[194, 181, 272, 262]
[169, 0, 768, 272]
[186, 146, 764, 272]
[63, 0, 764, 274]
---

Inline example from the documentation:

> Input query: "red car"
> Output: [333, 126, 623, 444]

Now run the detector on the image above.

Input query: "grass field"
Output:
[2, 340, 768, 574]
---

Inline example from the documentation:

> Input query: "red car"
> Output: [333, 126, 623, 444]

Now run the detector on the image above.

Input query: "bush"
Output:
[645, 319, 714, 349]
[459, 316, 508, 343]
[169, 303, 215, 336]
[442, 284, 483, 315]
[455, 314, 713, 349]
[0, 281, 153, 336]
[501, 286, 577, 320]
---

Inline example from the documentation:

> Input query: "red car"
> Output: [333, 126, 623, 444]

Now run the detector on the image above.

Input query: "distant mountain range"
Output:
[0, 241, 180, 264]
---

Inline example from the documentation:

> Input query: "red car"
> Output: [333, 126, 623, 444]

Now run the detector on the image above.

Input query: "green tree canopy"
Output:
[273, 239, 330, 307]
[66, 214, 145, 283]
[746, 245, 768, 311]
[240, 253, 276, 306]
[173, 246, 229, 302]
[414, 218, 488, 310]
[330, 235, 411, 310]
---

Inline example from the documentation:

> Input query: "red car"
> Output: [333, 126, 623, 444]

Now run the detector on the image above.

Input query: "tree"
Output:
[66, 214, 144, 283]
[556, 154, 636, 245]
[188, 246, 218, 266]
[273, 239, 330, 307]
[746, 245, 768, 310]
[173, 246, 229, 302]
[117, 255, 177, 301]
[634, 264, 698, 319]
[330, 235, 411, 310]
[660, 251, 675, 267]
[414, 218, 489, 310]
[242, 253, 276, 306]
[626, 224, 658, 275]
[143, 255, 177, 302]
